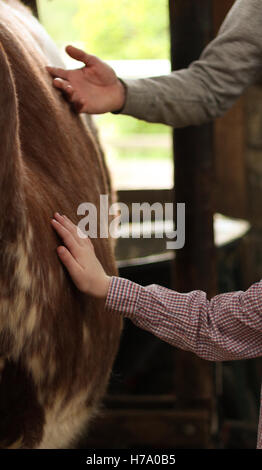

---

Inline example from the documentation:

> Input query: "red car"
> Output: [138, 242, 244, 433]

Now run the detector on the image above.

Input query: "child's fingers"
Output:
[54, 213, 84, 245]
[57, 246, 83, 284]
[76, 226, 95, 251]
[46, 66, 69, 80]
[58, 213, 76, 230]
[53, 214, 94, 254]
[63, 214, 87, 238]
[51, 219, 83, 260]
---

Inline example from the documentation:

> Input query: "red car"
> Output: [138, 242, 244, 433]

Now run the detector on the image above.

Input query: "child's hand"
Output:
[51, 213, 111, 298]
[46, 45, 126, 114]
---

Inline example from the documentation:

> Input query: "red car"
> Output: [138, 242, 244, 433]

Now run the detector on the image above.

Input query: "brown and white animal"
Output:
[0, 0, 122, 448]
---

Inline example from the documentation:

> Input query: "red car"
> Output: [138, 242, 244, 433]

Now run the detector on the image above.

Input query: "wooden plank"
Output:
[104, 393, 177, 408]
[83, 408, 211, 449]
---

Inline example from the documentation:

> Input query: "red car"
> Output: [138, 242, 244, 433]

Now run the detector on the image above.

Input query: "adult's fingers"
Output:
[73, 99, 85, 114]
[65, 45, 94, 66]
[52, 78, 74, 97]
[46, 66, 69, 80]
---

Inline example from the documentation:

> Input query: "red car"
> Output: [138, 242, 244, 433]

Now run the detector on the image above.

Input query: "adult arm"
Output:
[119, 0, 262, 127]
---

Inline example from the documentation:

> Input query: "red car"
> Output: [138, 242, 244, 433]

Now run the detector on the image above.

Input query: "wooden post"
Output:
[169, 0, 217, 297]
[213, 0, 247, 220]
[169, 0, 216, 427]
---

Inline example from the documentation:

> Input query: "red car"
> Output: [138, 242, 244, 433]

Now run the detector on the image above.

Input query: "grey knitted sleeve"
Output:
[119, 0, 262, 128]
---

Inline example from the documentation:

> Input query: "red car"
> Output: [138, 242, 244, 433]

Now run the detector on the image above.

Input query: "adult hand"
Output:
[46, 45, 126, 114]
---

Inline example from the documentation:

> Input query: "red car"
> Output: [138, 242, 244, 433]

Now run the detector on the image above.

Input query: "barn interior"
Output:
[23, 0, 262, 449]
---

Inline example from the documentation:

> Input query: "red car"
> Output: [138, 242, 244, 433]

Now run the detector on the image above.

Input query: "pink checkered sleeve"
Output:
[105, 276, 262, 362]
[106, 276, 262, 449]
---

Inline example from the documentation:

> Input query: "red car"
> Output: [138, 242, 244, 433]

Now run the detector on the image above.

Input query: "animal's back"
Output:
[0, 0, 122, 448]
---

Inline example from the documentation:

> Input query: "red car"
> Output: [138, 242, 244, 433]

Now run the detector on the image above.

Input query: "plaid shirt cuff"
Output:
[105, 276, 142, 317]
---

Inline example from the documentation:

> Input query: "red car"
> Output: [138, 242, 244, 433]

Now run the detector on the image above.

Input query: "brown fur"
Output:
[0, 0, 122, 448]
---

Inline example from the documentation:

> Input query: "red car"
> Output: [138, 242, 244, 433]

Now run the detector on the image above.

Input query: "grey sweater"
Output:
[120, 0, 262, 128]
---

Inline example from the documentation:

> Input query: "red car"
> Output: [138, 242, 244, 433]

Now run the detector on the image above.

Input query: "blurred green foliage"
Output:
[38, 0, 169, 59]
[98, 114, 169, 136]
[37, 0, 80, 45]
[74, 0, 169, 60]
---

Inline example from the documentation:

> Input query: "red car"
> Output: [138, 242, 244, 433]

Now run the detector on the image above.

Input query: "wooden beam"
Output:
[168, 0, 216, 429]
[84, 407, 211, 448]
[169, 0, 217, 296]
